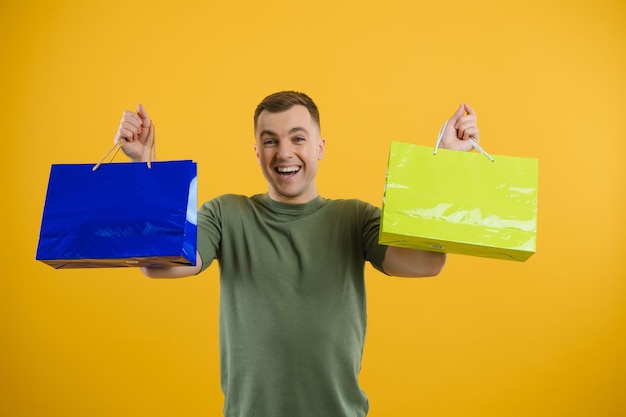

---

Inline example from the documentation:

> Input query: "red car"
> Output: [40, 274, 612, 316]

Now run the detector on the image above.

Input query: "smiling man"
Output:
[254, 98, 325, 204]
[113, 91, 479, 417]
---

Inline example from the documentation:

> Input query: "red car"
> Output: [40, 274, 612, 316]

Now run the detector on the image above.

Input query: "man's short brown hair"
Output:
[254, 91, 320, 131]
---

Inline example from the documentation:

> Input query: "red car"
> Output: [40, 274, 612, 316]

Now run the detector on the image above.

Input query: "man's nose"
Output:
[276, 141, 294, 159]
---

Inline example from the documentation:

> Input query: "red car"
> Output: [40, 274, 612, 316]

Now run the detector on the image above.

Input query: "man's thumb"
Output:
[448, 103, 466, 128]
[137, 103, 151, 125]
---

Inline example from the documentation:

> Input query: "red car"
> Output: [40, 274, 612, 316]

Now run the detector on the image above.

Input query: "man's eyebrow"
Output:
[259, 127, 309, 136]
[289, 126, 308, 134]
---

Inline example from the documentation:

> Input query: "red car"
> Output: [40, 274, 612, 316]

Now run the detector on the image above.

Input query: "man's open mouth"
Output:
[275, 166, 301, 176]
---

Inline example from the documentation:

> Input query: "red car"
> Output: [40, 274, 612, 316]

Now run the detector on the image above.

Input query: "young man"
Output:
[114, 91, 479, 417]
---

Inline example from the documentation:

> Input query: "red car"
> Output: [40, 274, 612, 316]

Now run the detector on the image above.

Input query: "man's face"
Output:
[255, 105, 325, 204]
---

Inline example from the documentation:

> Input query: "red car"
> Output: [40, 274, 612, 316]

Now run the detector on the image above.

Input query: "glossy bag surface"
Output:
[379, 142, 538, 262]
[36, 160, 197, 268]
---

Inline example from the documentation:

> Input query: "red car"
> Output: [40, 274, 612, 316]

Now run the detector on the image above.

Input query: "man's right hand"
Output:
[114, 104, 152, 162]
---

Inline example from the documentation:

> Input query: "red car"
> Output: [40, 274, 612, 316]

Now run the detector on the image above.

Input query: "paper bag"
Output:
[379, 141, 538, 262]
[36, 160, 198, 268]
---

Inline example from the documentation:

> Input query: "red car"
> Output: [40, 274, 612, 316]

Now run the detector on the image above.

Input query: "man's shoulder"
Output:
[323, 197, 379, 209]
[199, 193, 259, 212]
[321, 197, 381, 218]
[206, 193, 260, 204]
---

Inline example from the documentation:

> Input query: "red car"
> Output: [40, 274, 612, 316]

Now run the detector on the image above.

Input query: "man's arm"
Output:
[140, 250, 204, 278]
[383, 247, 446, 277]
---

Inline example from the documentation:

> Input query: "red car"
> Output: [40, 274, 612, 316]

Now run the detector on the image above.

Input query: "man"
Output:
[114, 91, 479, 416]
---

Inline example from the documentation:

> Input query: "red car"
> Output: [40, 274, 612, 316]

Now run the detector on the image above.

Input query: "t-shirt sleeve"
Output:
[196, 197, 223, 273]
[360, 202, 389, 275]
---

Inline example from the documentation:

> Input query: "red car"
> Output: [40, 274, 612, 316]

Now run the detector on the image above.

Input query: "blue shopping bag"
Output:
[36, 160, 198, 269]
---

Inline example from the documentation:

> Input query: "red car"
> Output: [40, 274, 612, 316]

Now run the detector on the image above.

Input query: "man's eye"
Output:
[294, 136, 305, 142]
[263, 139, 277, 145]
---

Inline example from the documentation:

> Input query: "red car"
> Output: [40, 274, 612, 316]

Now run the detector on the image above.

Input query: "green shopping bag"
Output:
[379, 141, 538, 262]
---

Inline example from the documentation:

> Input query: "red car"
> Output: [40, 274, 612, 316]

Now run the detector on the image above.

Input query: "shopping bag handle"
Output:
[433, 120, 494, 162]
[93, 123, 156, 171]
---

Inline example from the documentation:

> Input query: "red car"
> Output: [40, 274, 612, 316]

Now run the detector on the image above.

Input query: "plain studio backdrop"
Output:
[1, 1, 624, 416]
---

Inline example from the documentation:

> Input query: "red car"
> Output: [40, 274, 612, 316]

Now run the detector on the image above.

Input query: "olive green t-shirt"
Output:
[197, 194, 388, 417]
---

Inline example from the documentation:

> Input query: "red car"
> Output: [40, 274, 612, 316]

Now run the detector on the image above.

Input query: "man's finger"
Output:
[449, 103, 467, 130]
[463, 103, 476, 117]
[137, 103, 151, 127]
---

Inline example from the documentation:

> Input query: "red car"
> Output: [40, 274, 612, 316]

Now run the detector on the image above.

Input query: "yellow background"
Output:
[2, 0, 625, 416]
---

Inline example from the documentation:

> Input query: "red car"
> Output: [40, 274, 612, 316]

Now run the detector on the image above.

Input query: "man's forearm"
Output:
[382, 246, 446, 277]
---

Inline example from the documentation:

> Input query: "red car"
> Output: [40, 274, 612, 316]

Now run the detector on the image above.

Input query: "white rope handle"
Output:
[433, 120, 494, 162]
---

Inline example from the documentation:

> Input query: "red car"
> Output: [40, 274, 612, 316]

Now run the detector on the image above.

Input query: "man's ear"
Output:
[255, 143, 261, 165]
[318, 137, 326, 161]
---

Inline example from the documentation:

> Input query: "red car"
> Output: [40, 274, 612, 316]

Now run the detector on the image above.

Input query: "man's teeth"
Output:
[277, 166, 301, 173]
